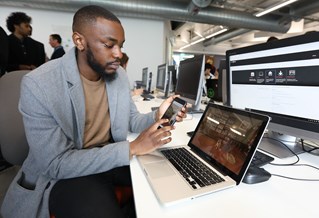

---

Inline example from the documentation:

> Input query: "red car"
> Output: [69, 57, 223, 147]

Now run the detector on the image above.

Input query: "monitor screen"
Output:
[226, 31, 319, 158]
[175, 55, 205, 112]
[156, 64, 167, 92]
[141, 67, 148, 89]
[168, 65, 177, 92]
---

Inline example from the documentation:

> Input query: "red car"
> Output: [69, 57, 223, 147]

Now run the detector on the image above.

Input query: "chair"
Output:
[0, 70, 132, 217]
[0, 70, 30, 166]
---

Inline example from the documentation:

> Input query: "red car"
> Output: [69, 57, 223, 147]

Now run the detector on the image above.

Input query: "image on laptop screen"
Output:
[190, 105, 267, 176]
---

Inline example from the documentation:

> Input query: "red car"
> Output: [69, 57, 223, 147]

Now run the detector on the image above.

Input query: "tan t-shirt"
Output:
[80, 75, 111, 148]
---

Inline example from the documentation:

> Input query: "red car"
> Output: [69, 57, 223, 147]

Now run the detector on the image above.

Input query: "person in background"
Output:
[0, 26, 8, 77]
[204, 63, 216, 79]
[1, 5, 186, 218]
[49, 34, 65, 60]
[28, 25, 47, 66]
[120, 52, 144, 96]
[6, 12, 46, 72]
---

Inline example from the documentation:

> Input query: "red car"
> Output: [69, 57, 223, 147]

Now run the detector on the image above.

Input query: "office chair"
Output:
[0, 70, 132, 217]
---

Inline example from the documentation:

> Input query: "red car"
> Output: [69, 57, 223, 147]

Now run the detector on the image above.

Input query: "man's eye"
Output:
[104, 43, 114, 48]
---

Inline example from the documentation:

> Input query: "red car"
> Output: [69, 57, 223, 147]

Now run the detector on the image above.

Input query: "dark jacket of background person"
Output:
[50, 46, 65, 60]
[6, 34, 46, 72]
[0, 26, 8, 77]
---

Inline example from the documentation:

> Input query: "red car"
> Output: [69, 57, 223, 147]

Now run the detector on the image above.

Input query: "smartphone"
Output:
[159, 97, 187, 128]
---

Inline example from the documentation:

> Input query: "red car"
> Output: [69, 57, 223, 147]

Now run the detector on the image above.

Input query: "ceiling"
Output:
[1, 0, 319, 54]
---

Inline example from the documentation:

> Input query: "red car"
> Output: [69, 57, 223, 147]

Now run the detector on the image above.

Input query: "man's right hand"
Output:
[129, 118, 175, 157]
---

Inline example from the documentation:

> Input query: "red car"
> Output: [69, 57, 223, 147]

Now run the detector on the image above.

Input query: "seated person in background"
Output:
[1, 5, 186, 218]
[49, 34, 66, 60]
[120, 52, 144, 96]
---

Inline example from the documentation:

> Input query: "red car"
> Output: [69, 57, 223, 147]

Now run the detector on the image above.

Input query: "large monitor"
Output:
[175, 54, 205, 113]
[226, 31, 319, 158]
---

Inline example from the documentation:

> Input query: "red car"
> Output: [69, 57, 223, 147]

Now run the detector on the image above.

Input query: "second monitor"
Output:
[156, 64, 176, 99]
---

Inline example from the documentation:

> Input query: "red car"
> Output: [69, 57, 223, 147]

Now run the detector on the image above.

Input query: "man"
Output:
[0, 26, 8, 76]
[120, 52, 144, 96]
[204, 63, 216, 79]
[49, 34, 65, 60]
[1, 5, 186, 218]
[6, 12, 46, 72]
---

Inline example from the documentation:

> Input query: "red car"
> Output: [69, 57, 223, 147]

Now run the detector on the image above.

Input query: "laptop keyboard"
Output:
[140, 93, 155, 99]
[250, 150, 274, 167]
[161, 147, 225, 189]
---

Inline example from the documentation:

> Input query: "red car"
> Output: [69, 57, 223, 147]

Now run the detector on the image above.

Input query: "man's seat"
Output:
[0, 70, 132, 216]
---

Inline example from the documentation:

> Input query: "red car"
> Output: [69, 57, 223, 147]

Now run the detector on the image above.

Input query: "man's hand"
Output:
[155, 95, 187, 122]
[130, 118, 175, 156]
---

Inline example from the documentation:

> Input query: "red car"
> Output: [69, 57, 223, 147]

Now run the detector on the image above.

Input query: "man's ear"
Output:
[72, 32, 85, 51]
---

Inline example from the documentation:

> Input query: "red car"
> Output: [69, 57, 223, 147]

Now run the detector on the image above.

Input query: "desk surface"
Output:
[130, 97, 319, 218]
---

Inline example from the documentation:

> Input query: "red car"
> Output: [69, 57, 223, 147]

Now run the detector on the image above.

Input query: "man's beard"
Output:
[86, 46, 117, 82]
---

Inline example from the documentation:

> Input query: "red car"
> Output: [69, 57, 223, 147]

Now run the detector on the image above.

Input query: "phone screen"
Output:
[160, 98, 186, 127]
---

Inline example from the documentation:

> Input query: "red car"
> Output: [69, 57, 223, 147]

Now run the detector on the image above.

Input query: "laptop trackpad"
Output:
[144, 161, 176, 179]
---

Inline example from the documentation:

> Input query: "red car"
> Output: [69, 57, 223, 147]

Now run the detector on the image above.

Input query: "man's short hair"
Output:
[6, 12, 31, 33]
[50, 34, 62, 44]
[72, 5, 121, 33]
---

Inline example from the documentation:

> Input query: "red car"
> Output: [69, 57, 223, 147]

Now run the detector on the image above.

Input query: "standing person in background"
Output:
[120, 52, 144, 96]
[0, 26, 8, 77]
[204, 63, 216, 79]
[28, 25, 47, 66]
[6, 12, 45, 72]
[49, 34, 65, 60]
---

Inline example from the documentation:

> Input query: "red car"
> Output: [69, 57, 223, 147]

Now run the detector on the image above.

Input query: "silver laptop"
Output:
[137, 103, 270, 206]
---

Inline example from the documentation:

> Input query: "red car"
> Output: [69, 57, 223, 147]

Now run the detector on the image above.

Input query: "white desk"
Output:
[130, 98, 319, 218]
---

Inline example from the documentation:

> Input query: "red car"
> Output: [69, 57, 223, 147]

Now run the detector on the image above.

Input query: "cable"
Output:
[300, 139, 319, 156]
[271, 174, 319, 181]
[264, 136, 300, 165]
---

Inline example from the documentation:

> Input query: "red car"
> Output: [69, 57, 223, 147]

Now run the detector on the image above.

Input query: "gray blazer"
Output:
[1, 47, 155, 218]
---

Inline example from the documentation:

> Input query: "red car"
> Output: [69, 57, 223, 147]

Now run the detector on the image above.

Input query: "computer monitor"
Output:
[156, 63, 173, 99]
[175, 54, 205, 113]
[217, 59, 228, 105]
[226, 31, 319, 158]
[141, 67, 148, 89]
[168, 65, 177, 92]
[141, 67, 152, 93]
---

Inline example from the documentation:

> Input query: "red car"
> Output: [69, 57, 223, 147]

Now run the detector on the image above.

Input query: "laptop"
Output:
[137, 103, 270, 206]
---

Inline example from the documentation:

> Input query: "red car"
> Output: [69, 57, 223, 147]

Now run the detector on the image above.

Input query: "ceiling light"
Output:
[205, 28, 228, 38]
[180, 27, 228, 50]
[255, 0, 299, 17]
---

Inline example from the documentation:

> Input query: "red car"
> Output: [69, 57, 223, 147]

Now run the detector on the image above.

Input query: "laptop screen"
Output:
[189, 103, 269, 183]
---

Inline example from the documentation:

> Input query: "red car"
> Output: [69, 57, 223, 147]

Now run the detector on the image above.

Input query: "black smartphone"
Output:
[159, 97, 187, 128]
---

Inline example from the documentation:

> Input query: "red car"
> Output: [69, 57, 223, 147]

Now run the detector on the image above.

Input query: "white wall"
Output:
[0, 6, 165, 89]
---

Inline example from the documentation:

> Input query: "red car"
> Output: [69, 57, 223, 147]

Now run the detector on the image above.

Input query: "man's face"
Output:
[16, 22, 31, 37]
[49, 36, 57, 48]
[82, 18, 125, 80]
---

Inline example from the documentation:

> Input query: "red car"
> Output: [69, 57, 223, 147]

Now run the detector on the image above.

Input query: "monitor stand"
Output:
[187, 108, 204, 114]
[258, 131, 310, 159]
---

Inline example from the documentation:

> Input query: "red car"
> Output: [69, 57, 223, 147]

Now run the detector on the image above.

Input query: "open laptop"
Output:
[137, 103, 270, 206]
